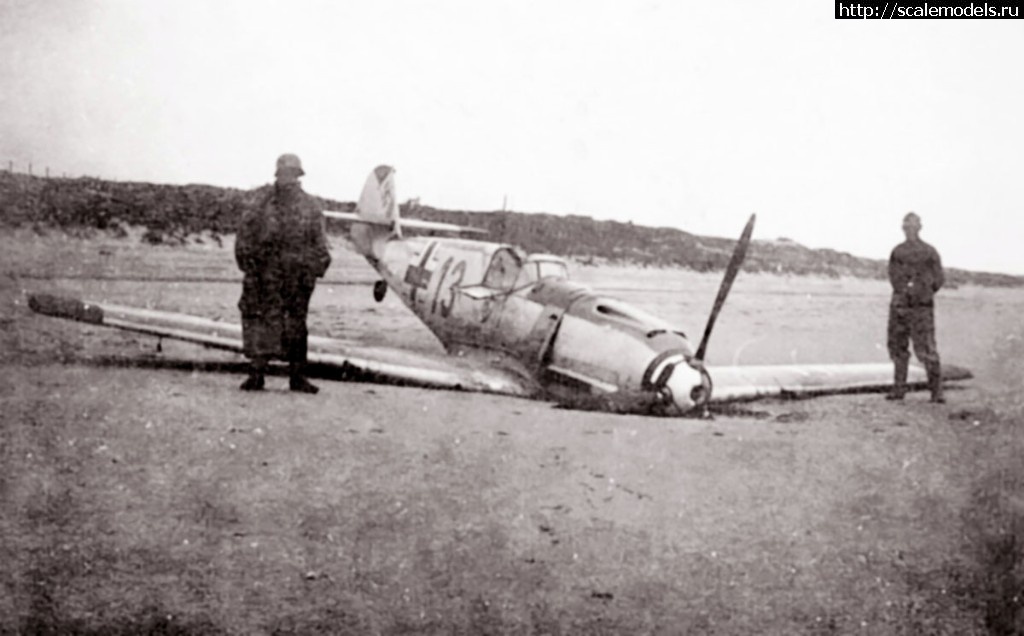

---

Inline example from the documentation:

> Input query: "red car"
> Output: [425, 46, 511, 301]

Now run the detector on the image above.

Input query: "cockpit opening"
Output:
[483, 248, 523, 290]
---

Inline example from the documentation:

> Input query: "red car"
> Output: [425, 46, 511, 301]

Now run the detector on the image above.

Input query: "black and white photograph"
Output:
[1, 1, 1023, 633]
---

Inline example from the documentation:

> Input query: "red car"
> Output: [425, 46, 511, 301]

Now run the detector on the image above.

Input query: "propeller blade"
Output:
[695, 213, 756, 362]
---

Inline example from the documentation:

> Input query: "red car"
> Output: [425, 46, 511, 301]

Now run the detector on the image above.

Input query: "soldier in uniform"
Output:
[235, 153, 331, 393]
[887, 212, 945, 403]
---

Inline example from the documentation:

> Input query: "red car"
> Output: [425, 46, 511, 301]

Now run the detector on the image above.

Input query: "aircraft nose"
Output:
[664, 362, 712, 413]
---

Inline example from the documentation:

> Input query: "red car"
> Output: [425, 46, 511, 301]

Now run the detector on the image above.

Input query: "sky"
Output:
[1, 0, 1022, 274]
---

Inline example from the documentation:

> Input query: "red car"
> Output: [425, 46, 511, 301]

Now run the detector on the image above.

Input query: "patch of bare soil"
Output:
[3, 231, 1024, 634]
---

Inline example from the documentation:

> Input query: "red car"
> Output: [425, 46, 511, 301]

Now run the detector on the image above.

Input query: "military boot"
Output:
[240, 358, 267, 391]
[289, 363, 319, 394]
[886, 359, 908, 401]
[927, 363, 945, 404]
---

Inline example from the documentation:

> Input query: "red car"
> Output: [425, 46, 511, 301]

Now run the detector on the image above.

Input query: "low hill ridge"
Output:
[2, 171, 1020, 287]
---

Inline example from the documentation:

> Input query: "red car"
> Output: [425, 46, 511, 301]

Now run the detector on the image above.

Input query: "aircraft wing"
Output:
[25, 294, 972, 410]
[26, 294, 533, 397]
[706, 363, 971, 402]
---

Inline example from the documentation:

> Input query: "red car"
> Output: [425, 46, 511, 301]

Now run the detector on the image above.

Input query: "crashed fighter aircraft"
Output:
[28, 166, 971, 415]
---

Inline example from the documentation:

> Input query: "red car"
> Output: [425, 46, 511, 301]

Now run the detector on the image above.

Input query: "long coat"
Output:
[235, 183, 331, 359]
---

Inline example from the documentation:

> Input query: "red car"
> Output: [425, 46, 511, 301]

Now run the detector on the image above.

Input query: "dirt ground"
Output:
[2, 229, 1023, 634]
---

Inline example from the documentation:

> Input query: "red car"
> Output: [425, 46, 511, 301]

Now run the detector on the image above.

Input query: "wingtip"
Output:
[942, 364, 973, 381]
[28, 293, 104, 324]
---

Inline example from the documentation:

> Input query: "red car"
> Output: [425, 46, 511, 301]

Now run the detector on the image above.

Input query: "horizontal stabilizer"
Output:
[322, 210, 367, 223]
[324, 210, 487, 235]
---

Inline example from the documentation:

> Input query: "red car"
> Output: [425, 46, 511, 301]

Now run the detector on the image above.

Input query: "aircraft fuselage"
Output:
[366, 234, 710, 413]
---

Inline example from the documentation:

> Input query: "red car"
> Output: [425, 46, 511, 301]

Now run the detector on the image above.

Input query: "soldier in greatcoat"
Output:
[235, 154, 331, 393]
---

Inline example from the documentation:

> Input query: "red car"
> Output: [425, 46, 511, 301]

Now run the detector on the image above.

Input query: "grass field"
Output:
[2, 229, 1023, 634]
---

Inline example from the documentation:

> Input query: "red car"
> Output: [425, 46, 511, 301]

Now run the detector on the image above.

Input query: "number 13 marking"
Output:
[432, 258, 465, 318]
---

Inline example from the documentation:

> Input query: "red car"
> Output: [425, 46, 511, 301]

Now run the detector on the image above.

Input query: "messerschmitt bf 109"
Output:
[28, 166, 970, 415]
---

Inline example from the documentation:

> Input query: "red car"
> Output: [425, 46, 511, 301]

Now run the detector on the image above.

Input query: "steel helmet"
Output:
[275, 153, 305, 177]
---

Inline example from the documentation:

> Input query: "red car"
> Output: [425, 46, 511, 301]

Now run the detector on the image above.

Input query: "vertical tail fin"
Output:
[351, 165, 400, 258]
[323, 164, 486, 258]
[357, 165, 401, 235]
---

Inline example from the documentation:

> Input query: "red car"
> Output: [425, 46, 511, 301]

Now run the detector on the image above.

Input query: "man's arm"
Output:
[888, 247, 900, 290]
[932, 246, 944, 292]
[308, 212, 332, 278]
[235, 211, 262, 274]
[236, 190, 273, 274]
